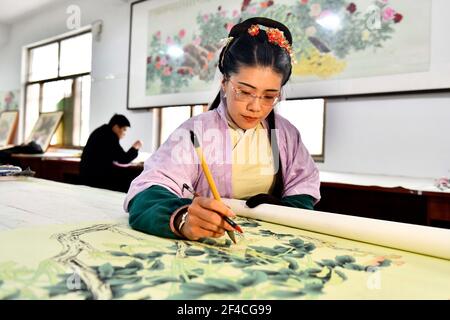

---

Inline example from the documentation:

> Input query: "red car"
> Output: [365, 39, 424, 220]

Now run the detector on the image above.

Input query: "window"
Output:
[275, 98, 326, 161]
[157, 99, 325, 161]
[24, 31, 92, 147]
[158, 105, 207, 145]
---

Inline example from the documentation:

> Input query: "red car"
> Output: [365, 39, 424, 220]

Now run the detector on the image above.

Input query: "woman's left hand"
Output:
[246, 193, 282, 208]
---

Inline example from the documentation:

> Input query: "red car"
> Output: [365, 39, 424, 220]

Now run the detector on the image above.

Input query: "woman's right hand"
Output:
[180, 196, 236, 241]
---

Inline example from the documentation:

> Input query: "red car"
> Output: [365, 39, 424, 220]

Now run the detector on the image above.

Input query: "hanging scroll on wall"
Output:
[127, 0, 448, 109]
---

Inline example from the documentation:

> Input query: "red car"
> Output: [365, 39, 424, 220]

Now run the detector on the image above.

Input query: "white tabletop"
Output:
[0, 177, 128, 231]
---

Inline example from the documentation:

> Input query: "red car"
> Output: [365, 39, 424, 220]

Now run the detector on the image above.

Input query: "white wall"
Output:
[0, 23, 10, 47]
[0, 0, 154, 152]
[317, 92, 450, 178]
[0, 0, 449, 178]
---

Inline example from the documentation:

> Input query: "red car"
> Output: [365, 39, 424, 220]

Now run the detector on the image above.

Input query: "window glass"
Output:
[59, 33, 92, 76]
[275, 99, 325, 157]
[28, 43, 59, 81]
[160, 106, 191, 144]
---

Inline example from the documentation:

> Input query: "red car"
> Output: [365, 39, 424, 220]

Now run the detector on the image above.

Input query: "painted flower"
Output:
[163, 66, 172, 76]
[300, 0, 308, 4]
[318, 10, 333, 21]
[309, 3, 322, 17]
[366, 256, 385, 266]
[305, 26, 317, 36]
[232, 9, 239, 17]
[248, 5, 258, 14]
[202, 14, 209, 23]
[166, 36, 174, 45]
[4, 92, 13, 104]
[160, 57, 167, 66]
[193, 36, 202, 46]
[361, 29, 370, 41]
[147, 56, 152, 64]
[260, 0, 274, 8]
[393, 13, 403, 23]
[178, 29, 186, 39]
[241, 0, 252, 12]
[382, 7, 395, 21]
[347, 3, 356, 14]
[177, 67, 193, 76]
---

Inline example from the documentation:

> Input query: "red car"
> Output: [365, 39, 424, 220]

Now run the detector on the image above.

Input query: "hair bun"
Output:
[229, 17, 292, 45]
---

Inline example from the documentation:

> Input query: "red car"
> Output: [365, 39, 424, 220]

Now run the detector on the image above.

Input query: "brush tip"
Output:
[189, 130, 200, 147]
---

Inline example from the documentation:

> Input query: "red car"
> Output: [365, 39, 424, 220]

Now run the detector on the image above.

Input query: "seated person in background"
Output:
[80, 114, 142, 191]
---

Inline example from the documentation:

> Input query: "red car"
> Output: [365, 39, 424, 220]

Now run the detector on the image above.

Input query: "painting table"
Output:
[0, 178, 448, 299]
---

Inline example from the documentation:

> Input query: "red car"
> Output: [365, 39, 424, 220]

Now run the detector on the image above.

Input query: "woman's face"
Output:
[222, 66, 283, 130]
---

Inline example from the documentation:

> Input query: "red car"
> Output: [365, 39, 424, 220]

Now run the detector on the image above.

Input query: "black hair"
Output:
[109, 114, 131, 128]
[210, 17, 293, 198]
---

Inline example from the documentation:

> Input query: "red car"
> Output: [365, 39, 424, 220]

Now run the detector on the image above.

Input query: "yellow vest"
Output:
[226, 113, 276, 199]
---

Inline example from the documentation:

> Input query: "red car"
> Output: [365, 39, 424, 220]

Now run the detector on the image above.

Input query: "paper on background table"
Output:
[320, 171, 450, 194]
[0, 178, 127, 231]
[223, 199, 450, 260]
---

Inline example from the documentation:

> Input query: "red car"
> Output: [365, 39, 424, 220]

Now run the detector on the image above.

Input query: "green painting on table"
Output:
[0, 216, 448, 300]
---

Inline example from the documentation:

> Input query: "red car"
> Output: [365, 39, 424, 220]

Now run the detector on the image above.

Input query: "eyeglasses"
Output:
[228, 79, 280, 107]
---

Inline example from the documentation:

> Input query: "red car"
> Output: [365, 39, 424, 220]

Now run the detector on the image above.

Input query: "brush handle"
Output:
[190, 130, 240, 242]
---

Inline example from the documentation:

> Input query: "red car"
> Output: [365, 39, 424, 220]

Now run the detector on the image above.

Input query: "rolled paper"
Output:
[222, 199, 450, 260]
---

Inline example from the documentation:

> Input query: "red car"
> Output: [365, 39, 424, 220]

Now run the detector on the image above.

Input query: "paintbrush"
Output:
[188, 131, 243, 243]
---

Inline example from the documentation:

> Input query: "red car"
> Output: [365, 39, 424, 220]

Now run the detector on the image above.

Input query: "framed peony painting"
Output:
[25, 111, 63, 152]
[0, 90, 19, 112]
[127, 0, 448, 109]
[0, 111, 19, 147]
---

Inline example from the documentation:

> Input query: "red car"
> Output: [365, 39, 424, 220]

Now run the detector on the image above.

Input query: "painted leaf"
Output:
[98, 263, 114, 279]
[184, 248, 205, 256]
[149, 260, 165, 271]
[237, 271, 268, 287]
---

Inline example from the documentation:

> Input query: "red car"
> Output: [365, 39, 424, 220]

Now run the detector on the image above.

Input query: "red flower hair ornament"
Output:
[247, 24, 295, 63]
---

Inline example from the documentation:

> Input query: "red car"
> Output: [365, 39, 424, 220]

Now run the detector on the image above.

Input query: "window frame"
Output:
[22, 28, 92, 148]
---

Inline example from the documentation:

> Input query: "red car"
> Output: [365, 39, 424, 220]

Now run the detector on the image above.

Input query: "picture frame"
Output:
[0, 111, 19, 147]
[25, 111, 63, 152]
[127, 0, 449, 109]
[0, 90, 19, 112]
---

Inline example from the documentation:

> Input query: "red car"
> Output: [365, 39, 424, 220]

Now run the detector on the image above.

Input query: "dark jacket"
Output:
[80, 124, 138, 190]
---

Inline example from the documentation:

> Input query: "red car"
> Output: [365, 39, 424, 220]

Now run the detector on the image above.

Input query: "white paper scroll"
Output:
[223, 199, 450, 260]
